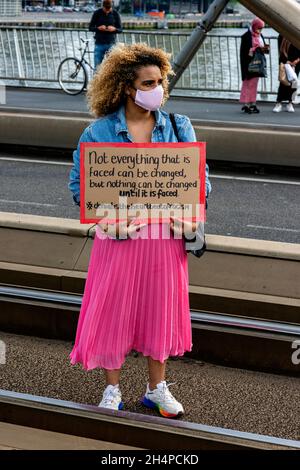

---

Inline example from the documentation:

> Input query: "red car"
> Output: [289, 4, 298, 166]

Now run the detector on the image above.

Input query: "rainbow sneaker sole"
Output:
[141, 396, 183, 419]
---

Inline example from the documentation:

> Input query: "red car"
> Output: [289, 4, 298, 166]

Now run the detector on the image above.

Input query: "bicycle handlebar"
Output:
[80, 37, 90, 44]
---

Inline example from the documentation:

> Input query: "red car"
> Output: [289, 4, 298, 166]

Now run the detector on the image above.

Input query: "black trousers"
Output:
[276, 63, 300, 102]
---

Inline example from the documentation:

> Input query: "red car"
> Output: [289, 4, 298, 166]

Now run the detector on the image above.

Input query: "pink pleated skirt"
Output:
[69, 223, 192, 371]
[240, 77, 260, 103]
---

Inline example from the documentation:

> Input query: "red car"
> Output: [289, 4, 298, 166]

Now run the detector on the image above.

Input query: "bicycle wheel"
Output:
[58, 57, 88, 95]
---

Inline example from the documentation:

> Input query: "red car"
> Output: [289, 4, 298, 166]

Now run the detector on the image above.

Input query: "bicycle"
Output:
[58, 37, 95, 95]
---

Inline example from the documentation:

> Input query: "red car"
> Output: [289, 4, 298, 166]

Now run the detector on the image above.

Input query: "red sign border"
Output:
[80, 142, 206, 224]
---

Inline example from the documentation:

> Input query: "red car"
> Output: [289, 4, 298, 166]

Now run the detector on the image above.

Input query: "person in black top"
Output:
[89, 0, 122, 70]
[273, 35, 300, 113]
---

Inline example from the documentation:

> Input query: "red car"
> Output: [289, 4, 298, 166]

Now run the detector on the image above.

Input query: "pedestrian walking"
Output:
[89, 0, 122, 70]
[240, 17, 269, 114]
[273, 35, 300, 113]
[68, 43, 211, 418]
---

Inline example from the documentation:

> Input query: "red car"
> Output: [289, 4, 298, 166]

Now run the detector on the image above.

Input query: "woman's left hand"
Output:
[169, 217, 199, 238]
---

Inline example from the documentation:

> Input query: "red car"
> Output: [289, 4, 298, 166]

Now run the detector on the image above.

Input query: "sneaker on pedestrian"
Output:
[98, 384, 124, 410]
[273, 103, 282, 113]
[286, 103, 295, 113]
[141, 381, 184, 418]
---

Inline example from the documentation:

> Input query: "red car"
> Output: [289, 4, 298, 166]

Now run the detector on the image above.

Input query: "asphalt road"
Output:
[0, 155, 299, 244]
[1, 87, 300, 128]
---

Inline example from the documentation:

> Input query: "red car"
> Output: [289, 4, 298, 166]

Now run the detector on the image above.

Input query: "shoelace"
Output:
[102, 387, 121, 406]
[155, 381, 177, 403]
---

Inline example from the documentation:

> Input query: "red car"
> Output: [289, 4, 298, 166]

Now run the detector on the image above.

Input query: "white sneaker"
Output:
[141, 381, 184, 418]
[273, 103, 282, 113]
[286, 103, 295, 113]
[98, 384, 124, 411]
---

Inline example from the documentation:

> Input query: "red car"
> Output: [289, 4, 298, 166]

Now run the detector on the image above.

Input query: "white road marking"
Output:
[247, 225, 300, 233]
[0, 157, 300, 186]
[210, 174, 300, 186]
[0, 199, 57, 207]
[0, 157, 72, 166]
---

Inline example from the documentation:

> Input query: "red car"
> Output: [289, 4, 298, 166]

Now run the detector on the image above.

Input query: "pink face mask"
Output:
[133, 84, 164, 111]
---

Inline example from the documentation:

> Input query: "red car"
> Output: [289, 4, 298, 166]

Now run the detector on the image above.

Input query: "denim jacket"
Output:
[69, 104, 212, 205]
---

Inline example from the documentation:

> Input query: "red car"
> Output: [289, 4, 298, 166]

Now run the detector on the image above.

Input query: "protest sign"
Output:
[80, 142, 206, 224]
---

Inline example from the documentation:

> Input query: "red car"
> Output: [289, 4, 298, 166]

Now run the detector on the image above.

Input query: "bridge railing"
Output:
[0, 26, 280, 99]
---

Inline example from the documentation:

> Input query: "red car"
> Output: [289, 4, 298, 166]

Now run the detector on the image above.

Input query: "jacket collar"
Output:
[115, 104, 166, 136]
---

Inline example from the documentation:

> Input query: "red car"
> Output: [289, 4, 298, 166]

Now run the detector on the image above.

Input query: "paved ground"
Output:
[1, 87, 300, 128]
[0, 331, 299, 441]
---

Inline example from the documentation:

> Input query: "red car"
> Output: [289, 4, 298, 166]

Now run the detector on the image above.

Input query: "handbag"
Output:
[248, 49, 267, 78]
[279, 63, 291, 86]
[285, 63, 298, 88]
[169, 113, 206, 258]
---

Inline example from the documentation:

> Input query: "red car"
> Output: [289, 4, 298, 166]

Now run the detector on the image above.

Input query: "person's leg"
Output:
[240, 79, 248, 105]
[99, 368, 123, 410]
[147, 356, 167, 390]
[94, 44, 100, 70]
[240, 79, 252, 113]
[251, 78, 259, 104]
[104, 368, 121, 386]
[94, 44, 106, 70]
[248, 78, 260, 113]
[273, 83, 286, 112]
[249, 101, 258, 109]
[94, 43, 112, 70]
[241, 103, 251, 110]
[286, 85, 295, 111]
[142, 357, 183, 418]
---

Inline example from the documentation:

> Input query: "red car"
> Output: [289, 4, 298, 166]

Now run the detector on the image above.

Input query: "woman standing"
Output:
[273, 35, 300, 113]
[240, 17, 269, 114]
[68, 43, 211, 418]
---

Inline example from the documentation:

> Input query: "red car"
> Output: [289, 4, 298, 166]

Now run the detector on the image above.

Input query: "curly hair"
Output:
[86, 42, 175, 117]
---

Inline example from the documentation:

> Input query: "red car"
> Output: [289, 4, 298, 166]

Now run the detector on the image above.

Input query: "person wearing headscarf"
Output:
[240, 17, 269, 114]
[273, 35, 300, 113]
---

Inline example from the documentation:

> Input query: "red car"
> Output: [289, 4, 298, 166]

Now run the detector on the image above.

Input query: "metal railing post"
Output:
[12, 27, 26, 86]
[169, 0, 231, 91]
